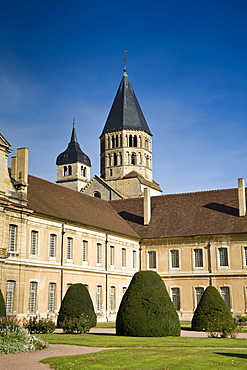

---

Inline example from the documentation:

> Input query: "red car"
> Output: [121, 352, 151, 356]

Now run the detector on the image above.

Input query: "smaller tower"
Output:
[56, 121, 91, 192]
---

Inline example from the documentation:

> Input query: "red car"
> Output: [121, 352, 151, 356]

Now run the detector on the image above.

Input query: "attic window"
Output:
[63, 154, 69, 164]
[94, 191, 101, 199]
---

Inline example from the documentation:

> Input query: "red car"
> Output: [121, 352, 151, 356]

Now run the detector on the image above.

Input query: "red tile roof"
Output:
[27, 175, 139, 239]
[110, 188, 247, 239]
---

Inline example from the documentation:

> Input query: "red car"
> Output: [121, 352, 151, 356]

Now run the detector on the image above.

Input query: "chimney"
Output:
[238, 178, 246, 218]
[11, 156, 17, 181]
[144, 187, 151, 225]
[14, 148, 28, 192]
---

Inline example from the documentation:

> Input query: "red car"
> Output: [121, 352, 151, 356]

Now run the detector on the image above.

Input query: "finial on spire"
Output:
[122, 50, 128, 73]
[73, 117, 76, 128]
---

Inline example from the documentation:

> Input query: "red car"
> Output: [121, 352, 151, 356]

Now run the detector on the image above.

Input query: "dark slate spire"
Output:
[100, 71, 152, 137]
[56, 121, 91, 166]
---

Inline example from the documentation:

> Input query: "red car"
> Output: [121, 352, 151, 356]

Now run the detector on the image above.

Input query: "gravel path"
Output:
[0, 328, 246, 370]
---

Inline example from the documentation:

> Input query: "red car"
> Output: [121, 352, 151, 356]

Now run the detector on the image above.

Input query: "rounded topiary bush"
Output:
[191, 286, 235, 336]
[116, 270, 180, 337]
[0, 289, 6, 317]
[57, 284, 96, 330]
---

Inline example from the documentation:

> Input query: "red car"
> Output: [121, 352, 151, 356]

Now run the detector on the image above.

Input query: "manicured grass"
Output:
[96, 321, 115, 328]
[42, 347, 247, 369]
[39, 333, 247, 348]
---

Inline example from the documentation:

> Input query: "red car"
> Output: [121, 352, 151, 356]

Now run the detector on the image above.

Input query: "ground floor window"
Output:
[220, 286, 231, 308]
[6, 280, 15, 315]
[29, 282, 38, 314]
[48, 283, 56, 313]
[110, 286, 115, 311]
[194, 287, 204, 308]
[171, 287, 180, 311]
[96, 285, 102, 312]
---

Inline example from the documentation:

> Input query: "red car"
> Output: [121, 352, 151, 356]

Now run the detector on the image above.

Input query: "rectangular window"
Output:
[48, 283, 56, 313]
[195, 287, 204, 307]
[49, 234, 57, 258]
[96, 243, 102, 264]
[244, 247, 247, 266]
[148, 251, 157, 269]
[220, 287, 230, 308]
[8, 225, 17, 252]
[218, 247, 229, 267]
[67, 237, 73, 260]
[122, 248, 126, 267]
[96, 285, 102, 311]
[29, 282, 38, 314]
[30, 230, 38, 255]
[110, 246, 115, 266]
[194, 249, 203, 268]
[171, 287, 180, 311]
[6, 280, 15, 315]
[110, 286, 115, 311]
[170, 250, 179, 268]
[122, 286, 127, 295]
[132, 250, 137, 269]
[82, 240, 88, 262]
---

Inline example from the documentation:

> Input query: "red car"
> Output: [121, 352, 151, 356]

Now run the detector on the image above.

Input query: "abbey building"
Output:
[0, 68, 247, 321]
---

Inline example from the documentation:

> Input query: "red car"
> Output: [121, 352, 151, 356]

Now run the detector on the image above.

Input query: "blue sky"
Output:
[1, 0, 247, 194]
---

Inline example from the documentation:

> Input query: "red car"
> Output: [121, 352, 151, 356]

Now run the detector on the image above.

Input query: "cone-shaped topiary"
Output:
[57, 283, 96, 328]
[0, 289, 6, 316]
[191, 286, 235, 335]
[116, 270, 180, 337]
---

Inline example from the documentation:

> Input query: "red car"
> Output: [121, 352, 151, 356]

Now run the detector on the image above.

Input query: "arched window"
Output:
[68, 165, 72, 175]
[133, 135, 137, 147]
[63, 166, 68, 176]
[116, 135, 119, 148]
[131, 153, 136, 165]
[94, 191, 101, 198]
[119, 152, 122, 165]
[129, 135, 133, 147]
[113, 153, 118, 166]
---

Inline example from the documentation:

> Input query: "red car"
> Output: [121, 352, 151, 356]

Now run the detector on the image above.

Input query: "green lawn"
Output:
[41, 346, 247, 370]
[39, 326, 247, 369]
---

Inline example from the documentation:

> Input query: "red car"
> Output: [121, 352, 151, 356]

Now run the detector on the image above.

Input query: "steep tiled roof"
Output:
[27, 175, 139, 238]
[100, 72, 152, 136]
[110, 188, 247, 239]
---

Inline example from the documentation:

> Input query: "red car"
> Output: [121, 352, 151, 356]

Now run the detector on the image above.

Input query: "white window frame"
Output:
[194, 248, 203, 268]
[218, 247, 229, 268]
[194, 286, 204, 308]
[82, 240, 88, 264]
[30, 230, 38, 256]
[148, 251, 157, 269]
[48, 282, 56, 313]
[96, 243, 102, 265]
[219, 286, 231, 309]
[132, 250, 137, 269]
[66, 237, 73, 261]
[109, 246, 115, 267]
[6, 280, 15, 315]
[28, 281, 38, 314]
[110, 286, 116, 312]
[171, 287, 181, 311]
[243, 246, 247, 267]
[170, 249, 179, 269]
[96, 285, 102, 312]
[49, 234, 57, 258]
[121, 248, 126, 268]
[8, 224, 17, 252]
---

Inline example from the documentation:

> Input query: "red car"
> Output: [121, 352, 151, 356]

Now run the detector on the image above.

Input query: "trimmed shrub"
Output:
[0, 289, 6, 317]
[24, 316, 56, 334]
[57, 283, 96, 331]
[116, 270, 180, 337]
[191, 286, 236, 337]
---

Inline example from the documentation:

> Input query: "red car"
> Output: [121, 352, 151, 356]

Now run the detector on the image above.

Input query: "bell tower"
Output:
[99, 63, 161, 198]
[56, 121, 91, 192]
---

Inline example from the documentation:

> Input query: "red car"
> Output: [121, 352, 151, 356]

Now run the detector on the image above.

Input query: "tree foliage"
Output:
[57, 284, 96, 329]
[191, 286, 235, 336]
[0, 289, 6, 317]
[116, 270, 180, 337]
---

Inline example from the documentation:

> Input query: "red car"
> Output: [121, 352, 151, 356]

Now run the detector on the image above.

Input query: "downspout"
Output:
[105, 233, 108, 321]
[60, 224, 66, 305]
[207, 239, 212, 286]
[139, 240, 142, 271]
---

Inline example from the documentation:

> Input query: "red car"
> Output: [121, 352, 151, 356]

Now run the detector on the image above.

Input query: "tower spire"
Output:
[122, 50, 128, 75]
[70, 118, 77, 144]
